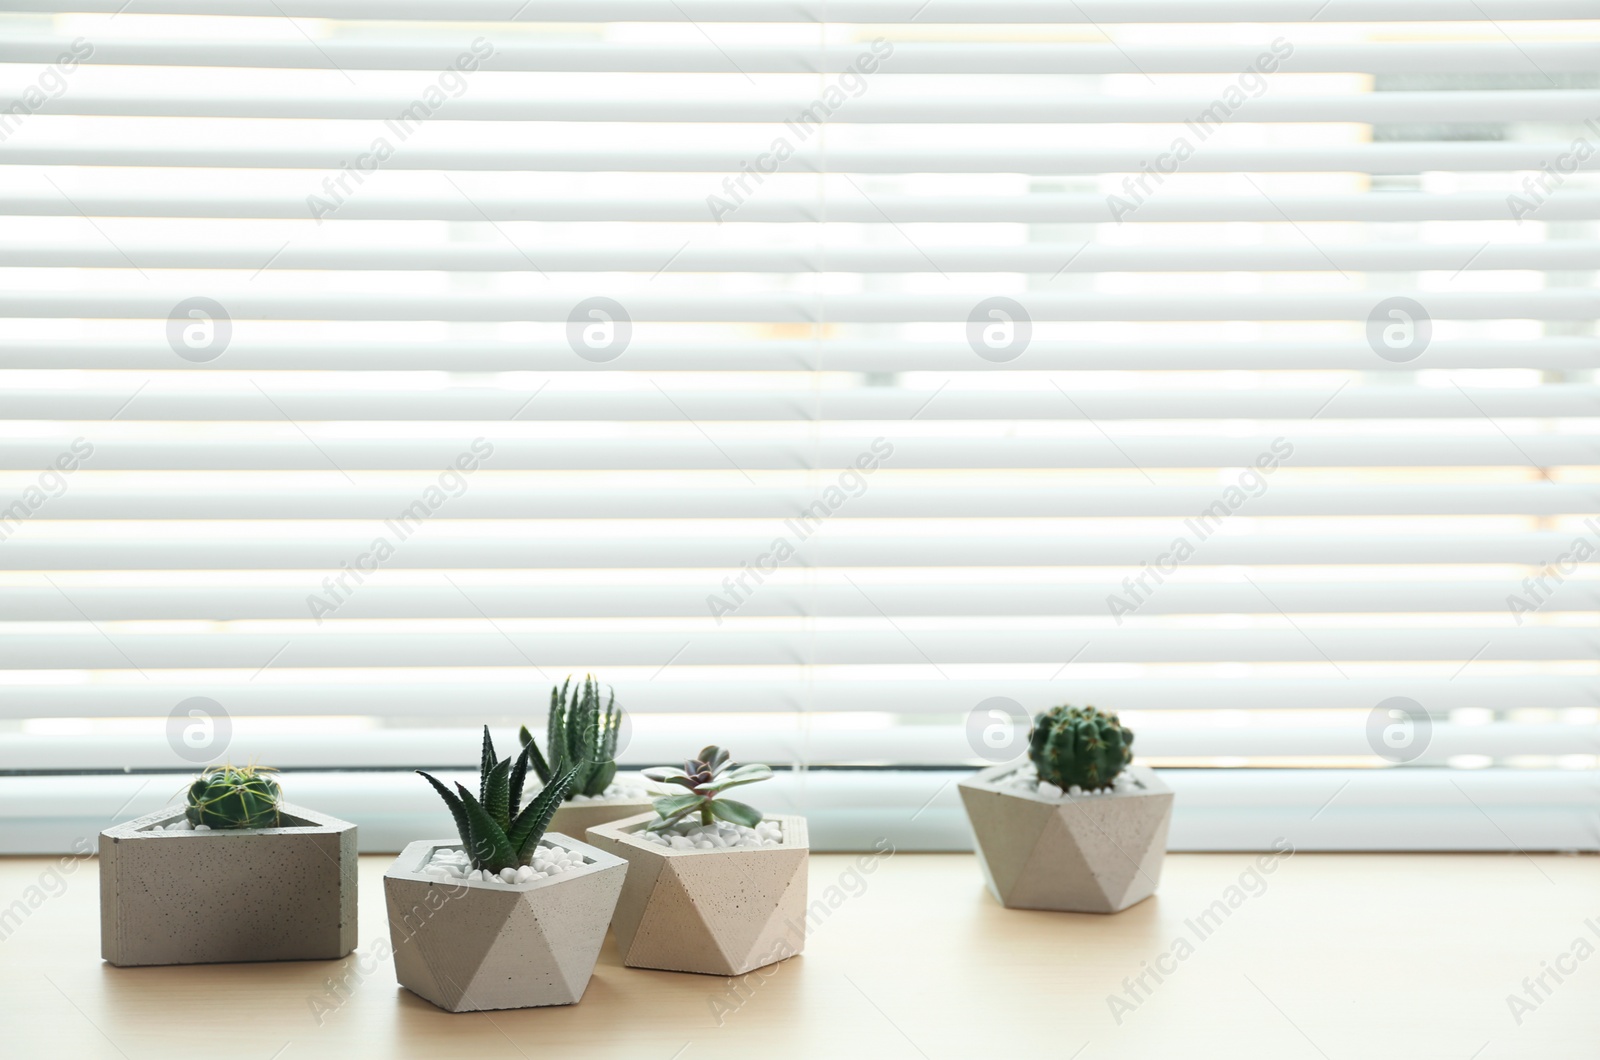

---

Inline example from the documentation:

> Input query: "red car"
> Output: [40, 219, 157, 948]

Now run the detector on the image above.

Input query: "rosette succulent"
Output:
[643, 746, 773, 830]
[185, 763, 282, 829]
[520, 675, 622, 799]
[1028, 704, 1134, 792]
[417, 726, 582, 874]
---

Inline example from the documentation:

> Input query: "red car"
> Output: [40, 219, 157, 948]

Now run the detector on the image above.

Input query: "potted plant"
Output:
[585, 746, 808, 977]
[99, 764, 357, 967]
[519, 675, 652, 836]
[959, 704, 1173, 913]
[384, 726, 627, 1012]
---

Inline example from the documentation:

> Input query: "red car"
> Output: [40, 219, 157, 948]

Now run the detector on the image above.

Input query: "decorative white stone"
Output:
[384, 833, 626, 1012]
[642, 818, 778, 850]
[959, 763, 1173, 914]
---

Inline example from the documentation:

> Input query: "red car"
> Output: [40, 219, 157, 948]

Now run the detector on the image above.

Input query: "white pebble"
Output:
[421, 841, 590, 885]
[193, 824, 211, 831]
[649, 817, 782, 850]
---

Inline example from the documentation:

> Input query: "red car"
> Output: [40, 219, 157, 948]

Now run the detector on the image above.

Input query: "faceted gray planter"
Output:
[99, 801, 357, 967]
[585, 812, 808, 977]
[384, 833, 625, 1012]
[541, 775, 656, 841]
[959, 763, 1173, 914]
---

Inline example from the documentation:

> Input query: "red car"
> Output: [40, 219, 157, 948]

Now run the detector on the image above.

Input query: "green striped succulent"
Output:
[519, 675, 622, 799]
[417, 726, 581, 873]
[643, 746, 773, 830]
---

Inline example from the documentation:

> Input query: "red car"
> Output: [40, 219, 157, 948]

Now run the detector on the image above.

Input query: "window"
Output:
[2, 0, 1596, 851]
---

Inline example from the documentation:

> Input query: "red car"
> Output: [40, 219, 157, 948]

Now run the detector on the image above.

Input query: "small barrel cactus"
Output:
[1028, 705, 1133, 792]
[186, 764, 282, 829]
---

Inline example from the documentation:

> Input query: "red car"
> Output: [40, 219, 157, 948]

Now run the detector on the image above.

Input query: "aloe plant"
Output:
[519, 675, 622, 799]
[417, 726, 582, 873]
[643, 746, 773, 830]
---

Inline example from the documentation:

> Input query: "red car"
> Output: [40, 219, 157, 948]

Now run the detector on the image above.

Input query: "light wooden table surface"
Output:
[1, 851, 1594, 1059]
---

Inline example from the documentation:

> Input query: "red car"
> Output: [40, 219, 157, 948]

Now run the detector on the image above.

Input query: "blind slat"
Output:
[7, 339, 1595, 371]
[0, 534, 1590, 568]
[18, 483, 1600, 519]
[5, 192, 1595, 223]
[8, 241, 1593, 273]
[5, 37, 1595, 74]
[7, 291, 1593, 320]
[4, 627, 1592, 669]
[4, 437, 1596, 469]
[2, 142, 1585, 174]
[22, 91, 1600, 124]
[5, 677, 1593, 718]
[1, 581, 1591, 619]
[11, 386, 1600, 420]
[1, 0, 1588, 22]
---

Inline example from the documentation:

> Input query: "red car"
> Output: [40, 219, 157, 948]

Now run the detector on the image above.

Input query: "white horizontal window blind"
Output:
[1, 0, 1597, 850]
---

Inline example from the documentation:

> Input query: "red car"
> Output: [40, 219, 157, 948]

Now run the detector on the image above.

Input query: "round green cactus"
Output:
[1028, 705, 1133, 792]
[185, 764, 282, 829]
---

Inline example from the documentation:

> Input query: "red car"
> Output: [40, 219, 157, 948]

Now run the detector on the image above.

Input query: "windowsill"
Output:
[4, 851, 1592, 1055]
[4, 768, 1596, 855]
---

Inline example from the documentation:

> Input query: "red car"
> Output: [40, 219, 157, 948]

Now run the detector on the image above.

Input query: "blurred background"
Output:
[0, 0, 1595, 850]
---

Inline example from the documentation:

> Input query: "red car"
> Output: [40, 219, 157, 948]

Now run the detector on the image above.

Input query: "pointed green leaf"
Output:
[548, 683, 569, 775]
[415, 770, 471, 851]
[709, 798, 763, 828]
[700, 771, 772, 795]
[600, 686, 620, 762]
[643, 769, 698, 791]
[547, 677, 570, 771]
[651, 793, 702, 819]
[484, 756, 512, 830]
[456, 782, 516, 871]
[509, 761, 581, 863]
[520, 724, 551, 784]
[508, 744, 531, 811]
[478, 725, 496, 803]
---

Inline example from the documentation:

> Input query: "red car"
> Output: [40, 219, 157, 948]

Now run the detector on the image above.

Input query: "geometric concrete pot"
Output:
[383, 832, 626, 1012]
[585, 812, 808, 977]
[544, 777, 657, 843]
[99, 801, 357, 967]
[958, 763, 1173, 914]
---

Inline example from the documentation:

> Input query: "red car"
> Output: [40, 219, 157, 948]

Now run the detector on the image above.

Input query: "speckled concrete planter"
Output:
[384, 833, 625, 1012]
[585, 812, 808, 977]
[959, 763, 1173, 914]
[99, 802, 357, 967]
[543, 776, 656, 840]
